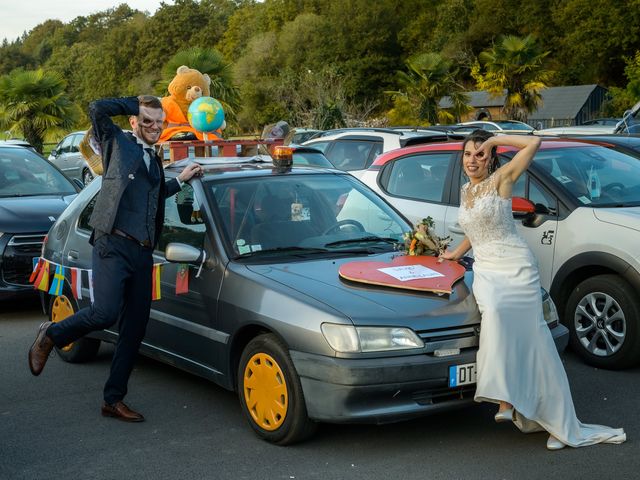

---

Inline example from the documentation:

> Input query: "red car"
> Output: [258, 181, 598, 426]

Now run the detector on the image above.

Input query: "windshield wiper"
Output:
[324, 236, 399, 248]
[235, 246, 331, 258]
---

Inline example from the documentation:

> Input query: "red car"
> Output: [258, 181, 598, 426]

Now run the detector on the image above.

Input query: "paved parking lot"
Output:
[2, 299, 638, 480]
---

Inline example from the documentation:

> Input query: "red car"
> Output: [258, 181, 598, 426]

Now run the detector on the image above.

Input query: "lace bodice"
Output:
[458, 173, 528, 260]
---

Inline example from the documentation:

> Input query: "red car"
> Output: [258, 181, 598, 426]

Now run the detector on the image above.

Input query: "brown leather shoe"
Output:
[28, 321, 54, 376]
[101, 401, 145, 422]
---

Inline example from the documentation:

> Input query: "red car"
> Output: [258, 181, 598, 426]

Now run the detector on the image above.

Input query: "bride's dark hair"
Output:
[462, 129, 500, 174]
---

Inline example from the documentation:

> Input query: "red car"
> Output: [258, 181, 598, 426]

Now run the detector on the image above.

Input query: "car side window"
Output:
[528, 177, 557, 214]
[157, 183, 207, 252]
[326, 141, 371, 171]
[306, 141, 330, 153]
[78, 195, 97, 232]
[58, 136, 73, 154]
[383, 153, 452, 202]
[70, 134, 82, 153]
[365, 142, 383, 168]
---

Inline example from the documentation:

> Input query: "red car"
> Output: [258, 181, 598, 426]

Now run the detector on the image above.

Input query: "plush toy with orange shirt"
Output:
[159, 65, 223, 142]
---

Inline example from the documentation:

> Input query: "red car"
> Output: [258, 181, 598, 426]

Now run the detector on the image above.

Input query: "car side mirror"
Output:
[165, 242, 205, 264]
[72, 178, 84, 190]
[512, 196, 535, 218]
[50, 148, 58, 157]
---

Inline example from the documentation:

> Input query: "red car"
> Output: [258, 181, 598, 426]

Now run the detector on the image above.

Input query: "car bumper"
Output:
[291, 323, 569, 424]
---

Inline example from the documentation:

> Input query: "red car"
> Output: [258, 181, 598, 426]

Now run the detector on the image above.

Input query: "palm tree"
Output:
[156, 47, 241, 123]
[0, 69, 78, 153]
[472, 35, 552, 122]
[388, 52, 470, 125]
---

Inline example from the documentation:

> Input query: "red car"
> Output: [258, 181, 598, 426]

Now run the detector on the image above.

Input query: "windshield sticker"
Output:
[577, 196, 592, 204]
[291, 203, 310, 221]
[556, 175, 572, 184]
[378, 265, 445, 282]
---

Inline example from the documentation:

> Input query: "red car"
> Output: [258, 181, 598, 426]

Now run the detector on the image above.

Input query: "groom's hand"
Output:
[177, 163, 203, 183]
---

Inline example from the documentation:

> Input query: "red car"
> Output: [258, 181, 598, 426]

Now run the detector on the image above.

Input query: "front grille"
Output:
[2, 234, 46, 286]
[412, 385, 476, 405]
[416, 324, 480, 353]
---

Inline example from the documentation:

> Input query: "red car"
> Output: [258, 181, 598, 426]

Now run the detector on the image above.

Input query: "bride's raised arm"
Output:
[476, 135, 541, 186]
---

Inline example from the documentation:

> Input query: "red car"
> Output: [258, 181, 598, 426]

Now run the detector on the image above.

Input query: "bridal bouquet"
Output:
[403, 217, 452, 256]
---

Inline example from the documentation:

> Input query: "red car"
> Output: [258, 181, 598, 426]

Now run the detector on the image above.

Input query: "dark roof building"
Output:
[440, 84, 609, 128]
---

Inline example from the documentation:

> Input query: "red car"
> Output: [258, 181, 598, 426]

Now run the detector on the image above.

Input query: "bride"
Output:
[439, 130, 626, 450]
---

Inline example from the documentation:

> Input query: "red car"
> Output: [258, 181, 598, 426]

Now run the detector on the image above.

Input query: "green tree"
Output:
[472, 34, 552, 122]
[0, 69, 79, 153]
[388, 52, 470, 125]
[605, 51, 640, 116]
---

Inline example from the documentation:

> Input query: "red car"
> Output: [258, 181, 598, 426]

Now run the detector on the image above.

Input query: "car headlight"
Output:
[321, 323, 424, 353]
[541, 288, 559, 328]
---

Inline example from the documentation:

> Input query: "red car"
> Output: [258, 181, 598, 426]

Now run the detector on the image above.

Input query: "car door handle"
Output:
[448, 224, 465, 235]
[67, 250, 79, 260]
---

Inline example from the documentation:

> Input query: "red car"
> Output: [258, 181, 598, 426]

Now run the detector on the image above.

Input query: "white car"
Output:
[535, 125, 616, 135]
[359, 139, 640, 369]
[302, 128, 450, 179]
[458, 120, 535, 133]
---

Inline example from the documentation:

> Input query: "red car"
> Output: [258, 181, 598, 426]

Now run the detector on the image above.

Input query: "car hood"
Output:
[0, 194, 76, 233]
[247, 253, 479, 330]
[593, 207, 640, 233]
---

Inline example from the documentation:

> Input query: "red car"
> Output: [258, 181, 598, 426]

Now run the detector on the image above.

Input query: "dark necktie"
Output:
[145, 148, 159, 181]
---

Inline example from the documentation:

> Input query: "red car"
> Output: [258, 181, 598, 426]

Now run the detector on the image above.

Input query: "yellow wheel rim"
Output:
[243, 352, 288, 431]
[50, 295, 75, 352]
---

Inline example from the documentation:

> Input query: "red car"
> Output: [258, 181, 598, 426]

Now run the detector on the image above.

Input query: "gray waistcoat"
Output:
[112, 155, 161, 243]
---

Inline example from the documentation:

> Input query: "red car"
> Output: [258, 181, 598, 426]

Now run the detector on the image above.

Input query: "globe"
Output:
[187, 96, 225, 132]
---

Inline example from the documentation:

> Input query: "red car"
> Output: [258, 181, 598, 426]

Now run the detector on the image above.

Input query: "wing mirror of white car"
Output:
[165, 242, 205, 264]
[512, 196, 536, 218]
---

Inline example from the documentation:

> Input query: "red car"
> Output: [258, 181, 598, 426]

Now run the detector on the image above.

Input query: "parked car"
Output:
[0, 143, 79, 300]
[1, 138, 37, 152]
[283, 128, 323, 145]
[540, 134, 640, 156]
[535, 125, 616, 135]
[303, 128, 451, 178]
[581, 118, 622, 126]
[360, 139, 640, 369]
[39, 151, 567, 444]
[614, 100, 640, 134]
[458, 120, 535, 133]
[48, 131, 95, 186]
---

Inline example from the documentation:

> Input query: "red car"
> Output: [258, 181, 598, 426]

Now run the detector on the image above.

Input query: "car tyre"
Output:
[237, 333, 316, 445]
[565, 274, 640, 369]
[49, 293, 101, 363]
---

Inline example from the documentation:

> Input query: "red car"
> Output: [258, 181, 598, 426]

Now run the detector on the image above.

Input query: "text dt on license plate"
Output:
[449, 362, 477, 387]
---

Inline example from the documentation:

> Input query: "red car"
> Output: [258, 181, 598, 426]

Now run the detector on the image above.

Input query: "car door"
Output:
[512, 173, 559, 290]
[145, 181, 228, 378]
[68, 134, 85, 180]
[377, 151, 457, 238]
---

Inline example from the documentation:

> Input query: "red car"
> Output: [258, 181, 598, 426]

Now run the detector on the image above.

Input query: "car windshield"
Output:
[206, 173, 408, 258]
[0, 147, 76, 197]
[517, 146, 640, 207]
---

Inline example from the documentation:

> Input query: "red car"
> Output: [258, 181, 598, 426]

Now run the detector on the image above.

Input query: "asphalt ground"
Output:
[1, 298, 638, 480]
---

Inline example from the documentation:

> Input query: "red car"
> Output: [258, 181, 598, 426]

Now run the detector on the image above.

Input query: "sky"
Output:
[0, 0, 168, 42]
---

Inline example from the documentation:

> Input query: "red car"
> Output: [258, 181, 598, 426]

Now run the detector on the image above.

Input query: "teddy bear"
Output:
[159, 65, 223, 142]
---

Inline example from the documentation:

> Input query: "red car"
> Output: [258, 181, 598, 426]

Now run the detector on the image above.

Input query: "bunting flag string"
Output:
[48, 264, 66, 296]
[30, 257, 172, 301]
[151, 264, 162, 300]
[71, 268, 82, 300]
[175, 263, 189, 295]
[34, 260, 50, 292]
[88, 270, 94, 304]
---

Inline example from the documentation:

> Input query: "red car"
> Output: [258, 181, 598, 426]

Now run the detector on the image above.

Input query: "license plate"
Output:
[448, 362, 477, 387]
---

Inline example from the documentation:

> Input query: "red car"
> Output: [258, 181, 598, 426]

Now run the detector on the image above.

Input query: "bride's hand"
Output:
[473, 140, 493, 163]
[438, 249, 459, 263]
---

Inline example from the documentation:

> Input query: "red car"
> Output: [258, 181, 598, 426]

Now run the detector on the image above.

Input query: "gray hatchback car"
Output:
[40, 155, 568, 444]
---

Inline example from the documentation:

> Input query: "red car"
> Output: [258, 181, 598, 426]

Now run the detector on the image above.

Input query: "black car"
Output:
[0, 143, 79, 300]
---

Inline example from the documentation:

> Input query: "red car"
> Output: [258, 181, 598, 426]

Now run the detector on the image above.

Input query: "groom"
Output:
[28, 95, 202, 422]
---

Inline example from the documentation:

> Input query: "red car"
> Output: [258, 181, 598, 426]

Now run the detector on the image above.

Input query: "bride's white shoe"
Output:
[546, 435, 566, 450]
[604, 433, 626, 444]
[494, 408, 514, 423]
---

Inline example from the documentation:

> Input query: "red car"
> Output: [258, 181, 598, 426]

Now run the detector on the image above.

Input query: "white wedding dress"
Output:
[458, 173, 626, 447]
